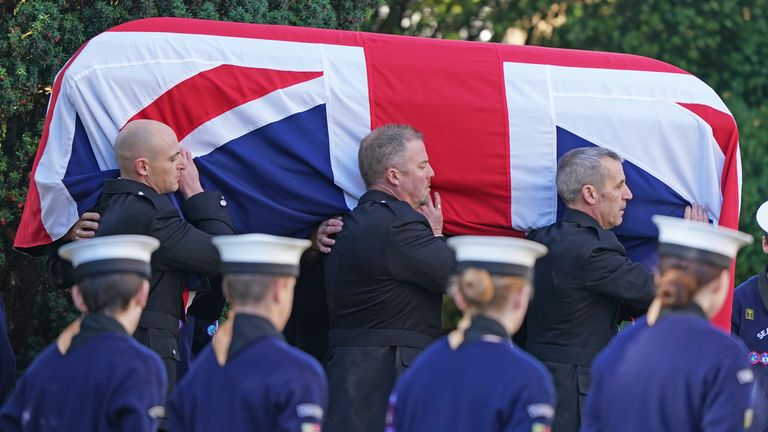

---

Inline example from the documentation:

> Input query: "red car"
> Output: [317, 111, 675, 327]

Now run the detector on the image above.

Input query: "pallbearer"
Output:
[0, 235, 167, 431]
[386, 236, 555, 432]
[168, 234, 326, 431]
[583, 216, 755, 431]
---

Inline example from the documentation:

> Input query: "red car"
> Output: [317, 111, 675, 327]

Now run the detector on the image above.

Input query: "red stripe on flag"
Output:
[129, 65, 322, 140]
[364, 34, 516, 236]
[14, 41, 91, 250]
[678, 102, 741, 331]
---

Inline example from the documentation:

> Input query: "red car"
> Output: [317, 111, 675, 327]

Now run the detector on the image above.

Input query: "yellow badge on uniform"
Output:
[532, 423, 551, 432]
[747, 308, 755, 320]
[744, 408, 754, 429]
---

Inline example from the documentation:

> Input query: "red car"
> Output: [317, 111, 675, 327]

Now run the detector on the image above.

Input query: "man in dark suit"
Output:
[523, 147, 706, 432]
[324, 124, 456, 432]
[92, 119, 236, 426]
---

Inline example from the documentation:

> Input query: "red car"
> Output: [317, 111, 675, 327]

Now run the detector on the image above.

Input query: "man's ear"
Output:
[134, 158, 150, 177]
[71, 285, 87, 313]
[134, 280, 150, 309]
[762, 236, 768, 255]
[385, 167, 400, 186]
[581, 184, 599, 205]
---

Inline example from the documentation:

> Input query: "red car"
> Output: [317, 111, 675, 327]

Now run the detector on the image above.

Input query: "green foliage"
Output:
[545, 1, 768, 108]
[364, 0, 567, 43]
[732, 99, 768, 284]
[0, 0, 375, 370]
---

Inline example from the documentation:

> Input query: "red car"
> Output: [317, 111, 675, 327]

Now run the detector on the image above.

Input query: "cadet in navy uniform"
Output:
[92, 119, 235, 403]
[732, 200, 768, 431]
[0, 235, 167, 431]
[387, 236, 555, 432]
[583, 216, 755, 432]
[324, 125, 456, 432]
[168, 233, 327, 431]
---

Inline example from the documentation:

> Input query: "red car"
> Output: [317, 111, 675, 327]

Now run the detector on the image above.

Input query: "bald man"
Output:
[93, 120, 236, 420]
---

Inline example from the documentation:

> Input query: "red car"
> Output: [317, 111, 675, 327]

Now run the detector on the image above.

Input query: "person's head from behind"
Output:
[556, 147, 632, 229]
[212, 233, 311, 330]
[358, 124, 434, 209]
[453, 268, 531, 335]
[222, 274, 296, 330]
[71, 273, 149, 329]
[115, 119, 184, 194]
[652, 216, 752, 319]
[447, 236, 547, 336]
[58, 235, 159, 334]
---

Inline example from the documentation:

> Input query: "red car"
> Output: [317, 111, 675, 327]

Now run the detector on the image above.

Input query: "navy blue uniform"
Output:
[583, 306, 754, 432]
[387, 315, 555, 432]
[0, 314, 167, 431]
[732, 266, 768, 431]
[168, 313, 327, 431]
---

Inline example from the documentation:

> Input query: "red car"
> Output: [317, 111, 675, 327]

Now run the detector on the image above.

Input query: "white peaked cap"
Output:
[447, 236, 548, 276]
[212, 233, 311, 277]
[58, 235, 160, 282]
[652, 215, 753, 269]
[756, 201, 768, 233]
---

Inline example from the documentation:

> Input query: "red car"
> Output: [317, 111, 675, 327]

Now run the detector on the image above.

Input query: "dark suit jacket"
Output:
[524, 208, 654, 355]
[95, 179, 235, 331]
[523, 208, 654, 432]
[325, 189, 455, 342]
[323, 189, 455, 432]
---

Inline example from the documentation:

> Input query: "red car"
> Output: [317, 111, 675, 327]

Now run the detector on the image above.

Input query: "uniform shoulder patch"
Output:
[296, 403, 324, 420]
[737, 368, 754, 385]
[148, 405, 165, 419]
[526, 403, 554, 420]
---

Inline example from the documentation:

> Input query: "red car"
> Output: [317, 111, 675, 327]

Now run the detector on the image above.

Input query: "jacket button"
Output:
[220, 197, 227, 207]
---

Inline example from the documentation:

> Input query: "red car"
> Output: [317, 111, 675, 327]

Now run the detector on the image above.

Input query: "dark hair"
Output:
[556, 147, 623, 205]
[77, 273, 146, 314]
[358, 124, 423, 188]
[655, 255, 723, 307]
[223, 274, 287, 305]
[458, 267, 528, 311]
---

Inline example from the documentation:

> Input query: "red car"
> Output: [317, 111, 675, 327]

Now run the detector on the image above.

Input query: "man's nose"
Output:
[624, 184, 633, 200]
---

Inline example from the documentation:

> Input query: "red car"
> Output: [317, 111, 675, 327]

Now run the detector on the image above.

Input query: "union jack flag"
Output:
[14, 18, 740, 328]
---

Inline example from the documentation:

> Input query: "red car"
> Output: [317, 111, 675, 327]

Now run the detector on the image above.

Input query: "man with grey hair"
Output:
[324, 124, 456, 432]
[522, 146, 705, 432]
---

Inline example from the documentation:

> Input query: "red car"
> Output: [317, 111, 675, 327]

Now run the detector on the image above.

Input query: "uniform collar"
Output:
[69, 314, 128, 352]
[227, 313, 283, 359]
[562, 208, 604, 230]
[660, 302, 707, 320]
[212, 312, 283, 366]
[758, 265, 768, 311]
[463, 314, 510, 344]
[358, 189, 399, 205]
[102, 178, 160, 196]
[561, 208, 619, 243]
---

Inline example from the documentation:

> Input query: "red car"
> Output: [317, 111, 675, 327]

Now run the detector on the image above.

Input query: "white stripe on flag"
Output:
[504, 62, 558, 232]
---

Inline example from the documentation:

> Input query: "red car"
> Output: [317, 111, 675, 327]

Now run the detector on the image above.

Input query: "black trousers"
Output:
[134, 327, 179, 431]
[543, 361, 591, 432]
[324, 345, 420, 432]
